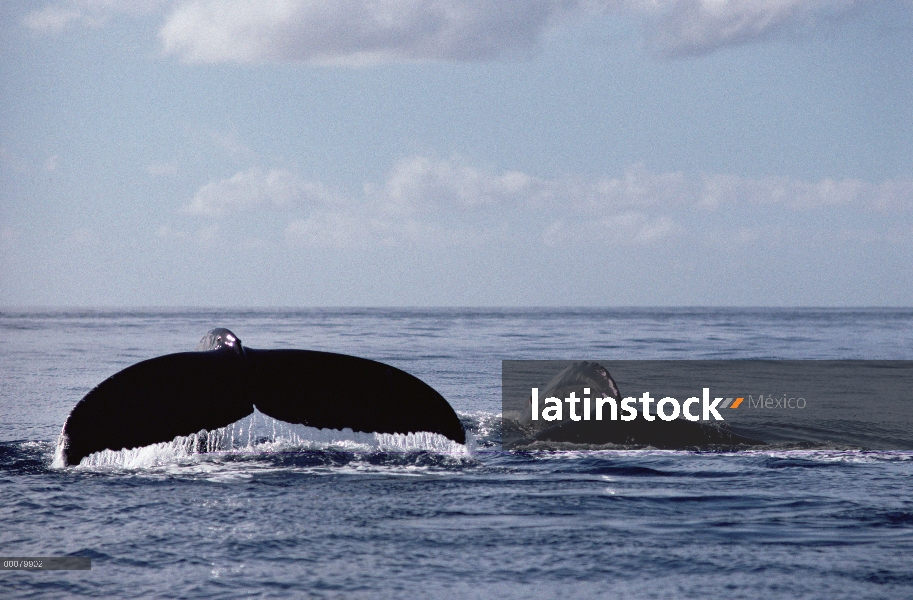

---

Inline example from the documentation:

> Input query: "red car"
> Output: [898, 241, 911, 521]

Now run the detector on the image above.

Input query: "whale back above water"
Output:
[59, 329, 466, 466]
[195, 327, 244, 354]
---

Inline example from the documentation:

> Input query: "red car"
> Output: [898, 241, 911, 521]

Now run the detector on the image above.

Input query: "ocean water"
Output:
[2, 308, 913, 598]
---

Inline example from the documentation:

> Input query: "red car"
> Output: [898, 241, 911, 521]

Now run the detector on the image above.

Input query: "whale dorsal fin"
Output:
[196, 328, 243, 355]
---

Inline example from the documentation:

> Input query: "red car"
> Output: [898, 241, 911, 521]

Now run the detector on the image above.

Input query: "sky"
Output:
[1, 0, 912, 307]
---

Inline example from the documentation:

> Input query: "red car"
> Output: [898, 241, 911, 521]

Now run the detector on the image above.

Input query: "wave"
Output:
[52, 409, 476, 471]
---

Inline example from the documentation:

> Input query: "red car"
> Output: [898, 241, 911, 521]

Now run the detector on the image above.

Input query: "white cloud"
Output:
[25, 0, 891, 60]
[543, 212, 677, 247]
[643, 0, 863, 58]
[182, 157, 913, 249]
[23, 0, 173, 33]
[208, 130, 255, 158]
[284, 210, 476, 248]
[160, 0, 591, 64]
[582, 163, 695, 207]
[695, 172, 913, 211]
[22, 5, 86, 32]
[285, 211, 363, 249]
[157, 0, 880, 63]
[181, 167, 339, 216]
[566, 162, 913, 212]
[375, 155, 547, 213]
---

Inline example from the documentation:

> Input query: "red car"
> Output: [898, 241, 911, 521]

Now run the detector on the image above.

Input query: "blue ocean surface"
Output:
[2, 308, 913, 598]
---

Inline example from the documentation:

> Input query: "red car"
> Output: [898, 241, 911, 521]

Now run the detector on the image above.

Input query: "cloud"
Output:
[26, 0, 889, 60]
[695, 172, 913, 211]
[643, 0, 864, 58]
[284, 211, 363, 249]
[207, 129, 255, 158]
[569, 162, 913, 212]
[159, 0, 591, 64]
[180, 156, 913, 249]
[157, 0, 878, 63]
[284, 210, 477, 248]
[181, 167, 339, 216]
[374, 155, 548, 212]
[543, 212, 677, 247]
[283, 156, 544, 247]
[22, 5, 87, 32]
[23, 0, 173, 33]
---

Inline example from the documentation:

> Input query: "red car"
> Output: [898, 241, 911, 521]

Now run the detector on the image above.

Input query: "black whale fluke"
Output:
[59, 329, 465, 466]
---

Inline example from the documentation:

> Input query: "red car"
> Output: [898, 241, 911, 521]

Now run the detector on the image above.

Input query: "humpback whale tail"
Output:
[58, 329, 466, 466]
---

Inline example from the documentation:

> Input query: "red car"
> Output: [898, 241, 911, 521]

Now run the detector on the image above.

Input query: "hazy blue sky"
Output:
[2, 0, 912, 306]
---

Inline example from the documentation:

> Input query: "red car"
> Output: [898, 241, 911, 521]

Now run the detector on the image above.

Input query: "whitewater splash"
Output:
[53, 409, 473, 470]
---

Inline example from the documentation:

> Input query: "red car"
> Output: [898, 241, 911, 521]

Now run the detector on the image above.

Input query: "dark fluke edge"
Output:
[59, 329, 466, 466]
[506, 362, 765, 449]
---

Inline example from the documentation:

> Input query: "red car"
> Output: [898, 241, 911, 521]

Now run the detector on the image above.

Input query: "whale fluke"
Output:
[247, 349, 466, 446]
[59, 329, 465, 466]
[60, 351, 252, 466]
